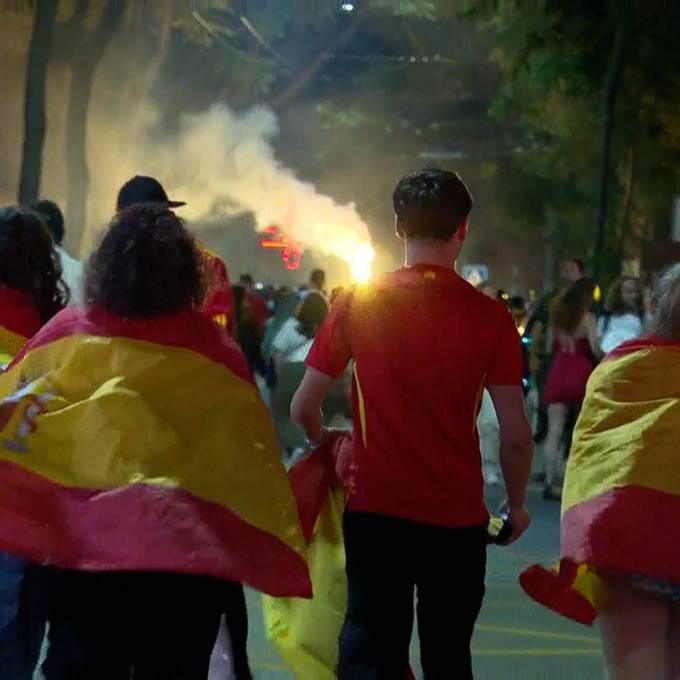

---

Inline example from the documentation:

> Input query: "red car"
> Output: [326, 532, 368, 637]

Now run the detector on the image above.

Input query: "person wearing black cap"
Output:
[116, 175, 186, 212]
[115, 176, 235, 335]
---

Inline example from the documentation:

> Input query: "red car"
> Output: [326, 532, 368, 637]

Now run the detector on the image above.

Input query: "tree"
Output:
[18, 0, 58, 204]
[471, 0, 680, 283]
[592, 0, 632, 280]
[63, 0, 124, 250]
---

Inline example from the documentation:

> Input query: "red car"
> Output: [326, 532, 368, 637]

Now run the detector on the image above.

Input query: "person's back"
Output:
[314, 265, 519, 525]
[292, 168, 533, 679]
[0, 204, 306, 680]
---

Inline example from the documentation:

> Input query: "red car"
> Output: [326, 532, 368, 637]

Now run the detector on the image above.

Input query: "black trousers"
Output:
[40, 568, 243, 680]
[339, 512, 487, 680]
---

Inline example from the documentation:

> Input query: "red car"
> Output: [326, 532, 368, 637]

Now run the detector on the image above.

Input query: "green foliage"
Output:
[475, 0, 680, 281]
[370, 0, 437, 19]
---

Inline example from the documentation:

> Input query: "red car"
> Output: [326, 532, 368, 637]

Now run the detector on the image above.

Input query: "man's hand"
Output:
[503, 506, 531, 545]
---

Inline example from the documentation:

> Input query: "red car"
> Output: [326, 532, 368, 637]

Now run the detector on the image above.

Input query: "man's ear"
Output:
[456, 218, 469, 241]
[395, 216, 406, 240]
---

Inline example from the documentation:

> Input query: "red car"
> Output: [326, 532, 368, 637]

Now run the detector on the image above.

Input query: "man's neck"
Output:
[404, 239, 457, 270]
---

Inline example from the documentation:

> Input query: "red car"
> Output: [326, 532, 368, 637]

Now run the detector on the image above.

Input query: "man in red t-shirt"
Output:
[291, 168, 533, 679]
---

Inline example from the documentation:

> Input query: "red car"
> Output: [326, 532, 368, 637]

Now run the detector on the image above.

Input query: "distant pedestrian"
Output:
[541, 278, 598, 500]
[300, 268, 328, 302]
[31, 199, 83, 307]
[231, 284, 266, 377]
[239, 274, 271, 333]
[598, 276, 646, 354]
[271, 293, 329, 455]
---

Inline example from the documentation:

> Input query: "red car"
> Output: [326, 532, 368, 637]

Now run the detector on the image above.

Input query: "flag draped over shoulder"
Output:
[0, 307, 310, 598]
[521, 337, 680, 623]
[0, 287, 41, 367]
[199, 245, 235, 334]
[0, 287, 42, 651]
[263, 433, 415, 680]
[263, 434, 350, 680]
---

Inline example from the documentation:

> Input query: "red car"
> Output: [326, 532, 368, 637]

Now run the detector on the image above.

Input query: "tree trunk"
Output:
[542, 207, 559, 291]
[617, 144, 636, 264]
[64, 1, 124, 253]
[592, 4, 631, 280]
[18, 0, 58, 204]
[111, 1, 174, 165]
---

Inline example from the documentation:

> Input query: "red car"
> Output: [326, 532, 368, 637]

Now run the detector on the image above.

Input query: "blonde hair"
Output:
[651, 264, 680, 338]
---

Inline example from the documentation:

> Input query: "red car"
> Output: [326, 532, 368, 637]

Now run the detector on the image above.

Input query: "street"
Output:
[241, 484, 604, 679]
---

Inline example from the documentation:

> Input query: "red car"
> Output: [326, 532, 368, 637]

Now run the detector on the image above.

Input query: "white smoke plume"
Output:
[111, 104, 375, 281]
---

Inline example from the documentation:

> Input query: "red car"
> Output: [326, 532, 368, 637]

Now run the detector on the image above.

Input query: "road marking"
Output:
[477, 624, 600, 645]
[483, 600, 540, 608]
[472, 648, 601, 656]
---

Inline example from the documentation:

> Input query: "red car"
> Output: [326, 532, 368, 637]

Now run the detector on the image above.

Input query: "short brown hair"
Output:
[393, 168, 473, 241]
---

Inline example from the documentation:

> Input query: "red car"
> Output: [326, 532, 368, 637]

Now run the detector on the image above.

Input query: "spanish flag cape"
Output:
[0, 306, 310, 598]
[0, 286, 42, 367]
[199, 245, 235, 335]
[521, 336, 680, 624]
[263, 433, 415, 680]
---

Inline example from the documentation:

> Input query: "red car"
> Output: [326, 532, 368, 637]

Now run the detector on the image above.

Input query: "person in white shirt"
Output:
[31, 200, 84, 307]
[298, 269, 328, 303]
[599, 276, 646, 354]
[271, 293, 329, 455]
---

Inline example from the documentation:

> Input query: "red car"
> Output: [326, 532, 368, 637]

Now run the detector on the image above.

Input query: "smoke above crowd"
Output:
[98, 104, 375, 282]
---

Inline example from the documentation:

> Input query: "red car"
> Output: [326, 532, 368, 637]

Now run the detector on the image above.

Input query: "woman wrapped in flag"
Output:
[0, 206, 68, 678]
[521, 263, 680, 678]
[0, 204, 309, 679]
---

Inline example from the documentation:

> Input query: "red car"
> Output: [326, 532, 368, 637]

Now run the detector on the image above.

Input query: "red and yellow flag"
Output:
[264, 433, 414, 679]
[521, 337, 680, 622]
[0, 286, 41, 367]
[0, 307, 310, 597]
[199, 246, 235, 334]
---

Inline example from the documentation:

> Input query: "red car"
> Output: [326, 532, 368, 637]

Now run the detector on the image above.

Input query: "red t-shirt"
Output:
[306, 264, 523, 528]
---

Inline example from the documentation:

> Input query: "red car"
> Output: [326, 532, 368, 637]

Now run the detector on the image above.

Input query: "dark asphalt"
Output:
[243, 484, 604, 679]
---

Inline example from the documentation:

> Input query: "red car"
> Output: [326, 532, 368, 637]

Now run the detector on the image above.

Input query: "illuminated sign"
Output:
[258, 225, 303, 270]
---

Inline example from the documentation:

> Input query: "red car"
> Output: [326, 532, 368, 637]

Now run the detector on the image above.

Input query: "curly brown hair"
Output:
[86, 203, 204, 317]
[0, 206, 69, 322]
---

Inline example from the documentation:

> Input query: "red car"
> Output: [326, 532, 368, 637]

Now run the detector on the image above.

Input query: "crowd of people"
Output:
[476, 256, 653, 503]
[0, 167, 677, 679]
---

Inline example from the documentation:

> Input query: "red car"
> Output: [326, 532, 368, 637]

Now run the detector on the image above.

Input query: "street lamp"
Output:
[341, 3, 355, 12]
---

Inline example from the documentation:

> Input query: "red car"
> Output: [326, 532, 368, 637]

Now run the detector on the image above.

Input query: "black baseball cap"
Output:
[116, 175, 186, 211]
